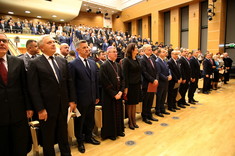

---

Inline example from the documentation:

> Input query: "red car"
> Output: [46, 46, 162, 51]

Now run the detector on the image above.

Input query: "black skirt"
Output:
[126, 83, 141, 105]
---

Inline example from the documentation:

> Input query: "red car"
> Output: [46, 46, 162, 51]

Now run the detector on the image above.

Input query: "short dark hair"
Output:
[26, 39, 37, 48]
[126, 43, 136, 58]
[98, 50, 105, 56]
[69, 50, 76, 56]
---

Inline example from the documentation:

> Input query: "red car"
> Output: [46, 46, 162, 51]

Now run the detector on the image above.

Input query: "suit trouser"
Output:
[178, 81, 189, 104]
[188, 78, 198, 100]
[0, 119, 29, 156]
[39, 112, 71, 156]
[167, 82, 178, 109]
[203, 76, 211, 92]
[156, 84, 168, 113]
[224, 70, 230, 82]
[141, 89, 154, 119]
[74, 103, 95, 143]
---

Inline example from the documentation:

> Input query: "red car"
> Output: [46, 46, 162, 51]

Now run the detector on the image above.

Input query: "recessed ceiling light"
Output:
[83, 4, 87, 6]
[37, 16, 42, 18]
[60, 19, 64, 21]
[52, 15, 57, 17]
[8, 11, 14, 14]
[25, 11, 31, 13]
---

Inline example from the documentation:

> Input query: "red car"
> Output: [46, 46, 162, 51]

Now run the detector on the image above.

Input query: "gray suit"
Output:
[18, 53, 40, 70]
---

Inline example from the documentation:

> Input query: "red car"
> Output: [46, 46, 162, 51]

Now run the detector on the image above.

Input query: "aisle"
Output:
[29, 80, 235, 156]
[70, 80, 235, 156]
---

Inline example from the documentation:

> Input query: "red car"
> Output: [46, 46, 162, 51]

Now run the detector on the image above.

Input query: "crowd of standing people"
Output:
[0, 23, 233, 156]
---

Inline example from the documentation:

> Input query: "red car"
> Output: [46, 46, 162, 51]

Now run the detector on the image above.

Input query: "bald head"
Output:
[60, 43, 69, 57]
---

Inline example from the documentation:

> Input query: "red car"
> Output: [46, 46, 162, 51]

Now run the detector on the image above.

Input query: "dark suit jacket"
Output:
[178, 56, 191, 82]
[156, 57, 171, 88]
[203, 58, 213, 76]
[75, 30, 83, 40]
[189, 56, 201, 79]
[141, 55, 159, 89]
[0, 55, 30, 125]
[151, 54, 158, 61]
[69, 57, 99, 107]
[167, 58, 181, 83]
[27, 55, 76, 117]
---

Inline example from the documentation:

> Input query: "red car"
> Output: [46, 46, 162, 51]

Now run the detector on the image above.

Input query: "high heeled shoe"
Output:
[129, 125, 135, 130]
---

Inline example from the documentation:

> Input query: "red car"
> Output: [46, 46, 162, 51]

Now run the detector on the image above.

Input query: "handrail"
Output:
[8, 39, 21, 56]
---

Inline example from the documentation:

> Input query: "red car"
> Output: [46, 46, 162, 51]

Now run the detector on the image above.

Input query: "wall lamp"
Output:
[208, 0, 217, 21]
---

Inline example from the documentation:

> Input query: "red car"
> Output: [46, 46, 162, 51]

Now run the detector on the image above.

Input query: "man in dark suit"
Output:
[155, 48, 171, 117]
[0, 32, 32, 156]
[178, 49, 191, 107]
[18, 39, 39, 70]
[69, 40, 100, 154]
[188, 49, 201, 104]
[151, 46, 158, 61]
[27, 35, 76, 156]
[167, 50, 182, 112]
[223, 52, 233, 84]
[202, 53, 214, 94]
[89, 33, 98, 47]
[141, 44, 159, 125]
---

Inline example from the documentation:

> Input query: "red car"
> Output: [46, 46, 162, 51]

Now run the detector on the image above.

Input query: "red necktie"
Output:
[0, 58, 8, 85]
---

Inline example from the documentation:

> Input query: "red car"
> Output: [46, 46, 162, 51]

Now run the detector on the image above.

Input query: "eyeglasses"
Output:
[0, 39, 9, 43]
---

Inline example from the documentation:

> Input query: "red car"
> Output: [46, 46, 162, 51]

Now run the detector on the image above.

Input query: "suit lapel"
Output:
[77, 57, 91, 78]
[40, 55, 59, 83]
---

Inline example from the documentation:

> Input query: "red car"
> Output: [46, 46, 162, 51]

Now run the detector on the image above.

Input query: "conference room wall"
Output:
[112, 0, 227, 54]
[70, 11, 103, 28]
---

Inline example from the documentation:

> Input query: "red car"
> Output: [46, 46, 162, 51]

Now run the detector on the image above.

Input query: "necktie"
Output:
[31, 55, 35, 59]
[148, 58, 155, 68]
[84, 59, 91, 73]
[49, 56, 61, 83]
[0, 58, 8, 85]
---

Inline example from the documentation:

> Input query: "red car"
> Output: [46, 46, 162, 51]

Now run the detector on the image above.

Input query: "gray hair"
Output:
[192, 49, 198, 54]
[37, 35, 51, 48]
[142, 44, 151, 51]
[75, 40, 87, 49]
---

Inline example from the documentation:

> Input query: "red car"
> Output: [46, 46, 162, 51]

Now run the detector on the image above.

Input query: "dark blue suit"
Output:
[202, 58, 213, 92]
[69, 57, 99, 143]
[188, 56, 201, 100]
[155, 58, 171, 113]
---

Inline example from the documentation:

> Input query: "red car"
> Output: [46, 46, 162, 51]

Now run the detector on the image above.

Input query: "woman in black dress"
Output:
[122, 43, 142, 130]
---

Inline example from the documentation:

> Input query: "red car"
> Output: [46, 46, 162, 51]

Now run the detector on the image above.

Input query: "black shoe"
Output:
[188, 100, 196, 104]
[155, 113, 164, 117]
[85, 137, 100, 145]
[178, 105, 186, 108]
[174, 107, 181, 110]
[143, 118, 152, 124]
[202, 91, 209, 94]
[149, 117, 158, 121]
[168, 108, 176, 112]
[184, 103, 190, 106]
[108, 136, 116, 140]
[162, 111, 170, 115]
[134, 124, 139, 128]
[129, 125, 135, 130]
[78, 143, 85, 153]
[118, 133, 125, 137]
[192, 99, 199, 103]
